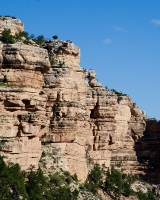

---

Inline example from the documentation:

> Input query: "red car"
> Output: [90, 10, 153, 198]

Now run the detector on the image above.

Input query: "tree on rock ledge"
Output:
[52, 35, 58, 40]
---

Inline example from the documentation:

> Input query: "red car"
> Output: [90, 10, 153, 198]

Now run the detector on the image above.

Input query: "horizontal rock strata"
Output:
[0, 17, 159, 183]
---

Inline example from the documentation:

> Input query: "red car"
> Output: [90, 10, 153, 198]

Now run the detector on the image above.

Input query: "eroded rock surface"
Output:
[40, 40, 148, 182]
[1, 44, 50, 88]
[0, 17, 160, 183]
[0, 16, 24, 35]
[0, 17, 51, 170]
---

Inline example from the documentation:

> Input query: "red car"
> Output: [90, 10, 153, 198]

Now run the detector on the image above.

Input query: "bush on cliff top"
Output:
[0, 28, 46, 46]
[0, 15, 17, 19]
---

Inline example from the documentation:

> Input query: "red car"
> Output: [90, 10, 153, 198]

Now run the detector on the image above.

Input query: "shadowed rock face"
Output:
[0, 17, 160, 183]
[135, 120, 160, 184]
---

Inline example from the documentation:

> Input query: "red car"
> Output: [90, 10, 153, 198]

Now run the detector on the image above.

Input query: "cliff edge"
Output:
[0, 17, 159, 184]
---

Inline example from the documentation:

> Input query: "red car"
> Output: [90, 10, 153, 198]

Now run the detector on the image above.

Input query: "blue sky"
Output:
[1, 0, 160, 119]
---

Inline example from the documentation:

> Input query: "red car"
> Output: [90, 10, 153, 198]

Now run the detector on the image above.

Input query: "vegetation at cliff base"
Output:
[0, 156, 78, 200]
[0, 156, 27, 200]
[0, 156, 157, 200]
[83, 164, 156, 200]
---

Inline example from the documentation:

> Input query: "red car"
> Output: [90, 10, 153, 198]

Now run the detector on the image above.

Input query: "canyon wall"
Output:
[0, 17, 159, 183]
[0, 42, 50, 169]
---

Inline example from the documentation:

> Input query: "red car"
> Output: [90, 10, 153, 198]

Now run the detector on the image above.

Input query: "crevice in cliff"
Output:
[90, 109, 94, 118]
[90, 104, 99, 119]
[22, 99, 37, 111]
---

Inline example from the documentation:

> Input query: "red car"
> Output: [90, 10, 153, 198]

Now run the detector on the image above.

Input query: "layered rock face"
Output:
[40, 40, 148, 181]
[0, 40, 50, 169]
[0, 17, 160, 183]
[42, 41, 90, 181]
[1, 43, 50, 88]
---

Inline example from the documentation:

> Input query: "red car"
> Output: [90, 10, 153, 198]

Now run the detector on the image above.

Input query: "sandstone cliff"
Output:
[0, 17, 159, 184]
[0, 16, 24, 35]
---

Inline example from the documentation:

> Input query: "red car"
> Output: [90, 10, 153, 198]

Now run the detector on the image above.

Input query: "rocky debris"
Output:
[0, 16, 24, 35]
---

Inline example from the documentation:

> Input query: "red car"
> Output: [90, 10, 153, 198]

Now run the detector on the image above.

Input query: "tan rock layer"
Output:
[0, 17, 24, 35]
[0, 24, 158, 183]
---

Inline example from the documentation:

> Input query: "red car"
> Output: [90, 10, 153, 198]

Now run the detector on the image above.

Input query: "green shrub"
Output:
[72, 188, 79, 199]
[35, 35, 45, 46]
[63, 171, 71, 177]
[79, 184, 85, 190]
[41, 151, 46, 158]
[26, 167, 47, 200]
[72, 173, 78, 182]
[49, 186, 72, 200]
[136, 189, 156, 200]
[1, 29, 15, 44]
[0, 156, 28, 199]
[84, 164, 104, 194]
[137, 190, 148, 200]
[8, 163, 28, 199]
[4, 15, 11, 18]
[49, 55, 55, 65]
[104, 167, 134, 197]
[63, 42, 68, 47]
[58, 60, 65, 68]
[65, 176, 72, 184]
[88, 164, 103, 187]
[0, 82, 8, 87]
[84, 182, 97, 194]
[110, 89, 128, 96]
[147, 190, 156, 200]
[52, 35, 58, 40]
[49, 173, 65, 187]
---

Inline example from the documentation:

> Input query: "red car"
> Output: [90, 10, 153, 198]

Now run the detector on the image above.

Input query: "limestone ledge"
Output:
[1, 44, 50, 88]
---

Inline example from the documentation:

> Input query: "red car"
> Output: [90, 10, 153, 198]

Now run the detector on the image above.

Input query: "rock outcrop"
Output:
[0, 33, 50, 169]
[0, 16, 24, 35]
[1, 43, 50, 88]
[0, 17, 159, 183]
